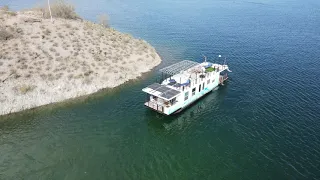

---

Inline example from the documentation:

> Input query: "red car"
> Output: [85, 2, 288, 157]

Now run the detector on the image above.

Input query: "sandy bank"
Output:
[0, 9, 161, 116]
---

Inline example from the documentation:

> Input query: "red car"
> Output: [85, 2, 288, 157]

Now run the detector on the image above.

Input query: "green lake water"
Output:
[1, 0, 320, 179]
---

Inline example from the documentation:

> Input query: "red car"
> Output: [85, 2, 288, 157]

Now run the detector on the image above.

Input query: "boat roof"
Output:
[142, 83, 181, 100]
[159, 60, 200, 76]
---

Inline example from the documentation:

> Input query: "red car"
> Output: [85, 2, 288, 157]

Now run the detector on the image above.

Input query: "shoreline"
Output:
[0, 67, 158, 119]
[0, 9, 162, 116]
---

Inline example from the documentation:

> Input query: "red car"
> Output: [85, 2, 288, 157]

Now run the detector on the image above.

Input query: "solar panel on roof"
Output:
[146, 83, 180, 100]
[147, 83, 161, 90]
[160, 60, 200, 75]
[161, 89, 180, 99]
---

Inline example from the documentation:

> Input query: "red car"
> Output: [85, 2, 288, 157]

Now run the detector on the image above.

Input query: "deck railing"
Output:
[219, 75, 228, 84]
[145, 101, 164, 112]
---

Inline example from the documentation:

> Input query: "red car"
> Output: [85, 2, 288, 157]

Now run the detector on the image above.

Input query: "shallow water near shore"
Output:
[1, 0, 320, 179]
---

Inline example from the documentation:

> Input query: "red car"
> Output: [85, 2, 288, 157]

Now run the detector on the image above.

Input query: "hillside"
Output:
[0, 6, 161, 115]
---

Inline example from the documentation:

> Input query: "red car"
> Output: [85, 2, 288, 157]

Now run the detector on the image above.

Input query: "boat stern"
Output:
[142, 83, 181, 115]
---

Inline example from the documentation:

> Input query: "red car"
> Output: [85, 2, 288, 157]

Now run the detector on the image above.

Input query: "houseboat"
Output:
[142, 58, 231, 115]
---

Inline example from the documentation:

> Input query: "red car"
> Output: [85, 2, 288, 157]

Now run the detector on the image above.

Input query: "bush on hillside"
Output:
[42, 0, 79, 19]
[98, 14, 109, 28]
[0, 27, 13, 41]
[0, 5, 9, 12]
[0, 5, 17, 16]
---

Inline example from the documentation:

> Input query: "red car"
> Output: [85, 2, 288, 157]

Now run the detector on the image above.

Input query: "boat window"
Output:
[199, 84, 201, 92]
[207, 79, 210, 84]
[212, 79, 215, 83]
[202, 83, 205, 90]
[192, 88, 196, 96]
[184, 91, 189, 101]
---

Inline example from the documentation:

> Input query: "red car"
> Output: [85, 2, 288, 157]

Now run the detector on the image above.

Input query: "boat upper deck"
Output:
[161, 61, 229, 87]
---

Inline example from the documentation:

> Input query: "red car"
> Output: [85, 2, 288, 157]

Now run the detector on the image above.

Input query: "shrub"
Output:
[83, 77, 92, 85]
[21, 64, 28, 69]
[13, 73, 21, 79]
[47, 73, 54, 81]
[43, 29, 51, 35]
[19, 84, 36, 94]
[40, 74, 47, 79]
[42, 0, 79, 19]
[151, 53, 156, 59]
[67, 74, 73, 80]
[98, 14, 109, 28]
[63, 23, 72, 28]
[7, 11, 17, 16]
[0, 28, 13, 41]
[0, 5, 9, 12]
[84, 70, 93, 76]
[57, 33, 64, 38]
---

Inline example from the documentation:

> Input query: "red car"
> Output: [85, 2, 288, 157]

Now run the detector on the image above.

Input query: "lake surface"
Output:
[1, 0, 320, 179]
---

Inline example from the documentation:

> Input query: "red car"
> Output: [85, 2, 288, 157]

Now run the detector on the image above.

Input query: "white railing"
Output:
[145, 101, 164, 112]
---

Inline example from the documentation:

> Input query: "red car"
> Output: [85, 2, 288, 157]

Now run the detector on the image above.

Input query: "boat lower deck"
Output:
[144, 101, 164, 113]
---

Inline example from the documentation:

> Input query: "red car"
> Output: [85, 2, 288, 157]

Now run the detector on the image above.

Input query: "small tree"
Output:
[0, 5, 9, 12]
[98, 14, 109, 28]
[42, 0, 78, 19]
[0, 27, 13, 41]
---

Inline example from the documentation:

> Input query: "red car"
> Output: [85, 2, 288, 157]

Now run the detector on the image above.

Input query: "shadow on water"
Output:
[145, 83, 230, 131]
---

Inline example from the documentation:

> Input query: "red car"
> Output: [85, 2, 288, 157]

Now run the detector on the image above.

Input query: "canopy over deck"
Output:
[142, 83, 181, 100]
[160, 60, 200, 76]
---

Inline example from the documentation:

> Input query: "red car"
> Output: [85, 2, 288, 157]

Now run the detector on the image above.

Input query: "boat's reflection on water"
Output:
[145, 84, 229, 131]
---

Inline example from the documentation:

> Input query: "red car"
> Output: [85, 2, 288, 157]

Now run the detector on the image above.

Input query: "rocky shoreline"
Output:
[0, 8, 161, 116]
